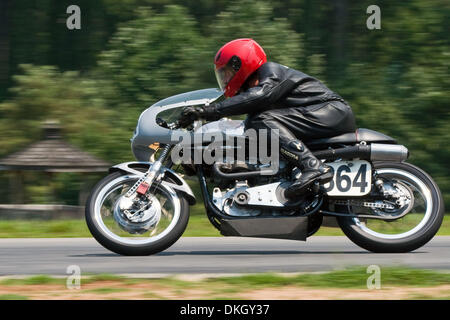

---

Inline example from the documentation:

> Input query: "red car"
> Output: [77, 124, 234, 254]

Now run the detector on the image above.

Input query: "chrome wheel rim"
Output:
[353, 168, 433, 240]
[94, 174, 181, 245]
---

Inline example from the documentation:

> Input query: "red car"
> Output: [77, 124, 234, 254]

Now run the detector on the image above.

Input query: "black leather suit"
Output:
[210, 62, 357, 146]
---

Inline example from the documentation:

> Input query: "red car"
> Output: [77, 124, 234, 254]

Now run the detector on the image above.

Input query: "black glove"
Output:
[179, 104, 220, 127]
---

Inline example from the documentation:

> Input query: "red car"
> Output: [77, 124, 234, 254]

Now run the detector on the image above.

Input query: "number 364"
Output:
[323, 164, 369, 193]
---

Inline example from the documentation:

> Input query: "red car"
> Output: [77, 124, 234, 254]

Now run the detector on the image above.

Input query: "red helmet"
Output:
[214, 38, 267, 97]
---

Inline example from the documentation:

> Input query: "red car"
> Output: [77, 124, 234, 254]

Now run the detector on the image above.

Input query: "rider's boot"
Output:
[281, 140, 333, 199]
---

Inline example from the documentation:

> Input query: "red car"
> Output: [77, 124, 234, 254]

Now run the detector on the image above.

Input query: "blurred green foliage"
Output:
[0, 0, 448, 208]
[98, 6, 211, 112]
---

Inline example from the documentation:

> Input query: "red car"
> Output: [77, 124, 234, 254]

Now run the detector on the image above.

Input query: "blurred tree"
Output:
[209, 0, 304, 70]
[0, 0, 11, 100]
[97, 5, 210, 113]
[337, 0, 450, 205]
[0, 65, 131, 163]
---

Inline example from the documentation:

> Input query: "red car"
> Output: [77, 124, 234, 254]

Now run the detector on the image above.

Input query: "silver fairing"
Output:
[131, 88, 224, 161]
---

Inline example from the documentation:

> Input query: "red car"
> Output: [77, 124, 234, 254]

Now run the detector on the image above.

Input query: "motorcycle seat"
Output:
[306, 128, 397, 148]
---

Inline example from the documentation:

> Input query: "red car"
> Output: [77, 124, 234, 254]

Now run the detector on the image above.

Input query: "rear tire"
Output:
[337, 162, 444, 253]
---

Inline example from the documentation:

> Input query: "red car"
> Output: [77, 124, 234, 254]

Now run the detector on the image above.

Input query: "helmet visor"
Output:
[215, 64, 237, 92]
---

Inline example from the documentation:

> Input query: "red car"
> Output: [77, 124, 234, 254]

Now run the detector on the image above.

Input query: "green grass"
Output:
[82, 273, 125, 284]
[408, 294, 450, 300]
[0, 219, 92, 238]
[83, 267, 450, 289]
[153, 277, 198, 289]
[184, 214, 221, 236]
[313, 227, 346, 236]
[1, 267, 449, 292]
[0, 215, 448, 238]
[0, 275, 64, 286]
[86, 287, 128, 294]
[0, 215, 221, 238]
[0, 294, 29, 300]
[207, 267, 450, 289]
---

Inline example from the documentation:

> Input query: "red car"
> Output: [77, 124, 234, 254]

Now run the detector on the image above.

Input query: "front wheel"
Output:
[85, 171, 190, 255]
[337, 162, 444, 253]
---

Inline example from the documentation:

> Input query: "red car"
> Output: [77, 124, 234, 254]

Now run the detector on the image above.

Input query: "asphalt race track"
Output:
[0, 236, 449, 276]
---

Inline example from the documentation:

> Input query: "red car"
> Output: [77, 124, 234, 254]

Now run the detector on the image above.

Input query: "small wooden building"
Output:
[0, 121, 110, 218]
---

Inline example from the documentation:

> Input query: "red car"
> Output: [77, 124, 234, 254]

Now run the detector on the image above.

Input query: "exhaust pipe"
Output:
[370, 143, 409, 162]
[313, 144, 409, 162]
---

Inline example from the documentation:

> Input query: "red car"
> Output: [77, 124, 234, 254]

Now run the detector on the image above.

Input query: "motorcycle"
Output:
[85, 88, 444, 255]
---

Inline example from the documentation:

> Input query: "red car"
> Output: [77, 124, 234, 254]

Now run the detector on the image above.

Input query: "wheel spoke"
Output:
[94, 174, 181, 245]
[353, 168, 433, 239]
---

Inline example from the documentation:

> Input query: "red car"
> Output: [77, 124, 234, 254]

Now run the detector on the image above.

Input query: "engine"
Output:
[212, 181, 260, 217]
[211, 179, 303, 217]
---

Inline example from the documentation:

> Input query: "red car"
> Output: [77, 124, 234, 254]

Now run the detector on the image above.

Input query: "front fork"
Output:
[119, 144, 173, 213]
[131, 144, 172, 195]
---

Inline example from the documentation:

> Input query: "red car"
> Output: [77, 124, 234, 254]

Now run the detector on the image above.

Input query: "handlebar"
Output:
[156, 117, 189, 130]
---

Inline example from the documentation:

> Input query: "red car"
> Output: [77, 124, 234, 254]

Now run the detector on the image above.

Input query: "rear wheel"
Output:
[337, 162, 444, 253]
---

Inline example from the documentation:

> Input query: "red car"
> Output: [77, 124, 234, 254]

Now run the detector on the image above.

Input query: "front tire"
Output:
[337, 162, 444, 253]
[86, 171, 190, 256]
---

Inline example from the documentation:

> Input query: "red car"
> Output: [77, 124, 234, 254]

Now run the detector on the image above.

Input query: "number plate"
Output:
[322, 160, 372, 196]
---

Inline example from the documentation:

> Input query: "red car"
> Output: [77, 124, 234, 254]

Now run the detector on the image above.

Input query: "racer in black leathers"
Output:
[181, 62, 357, 198]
